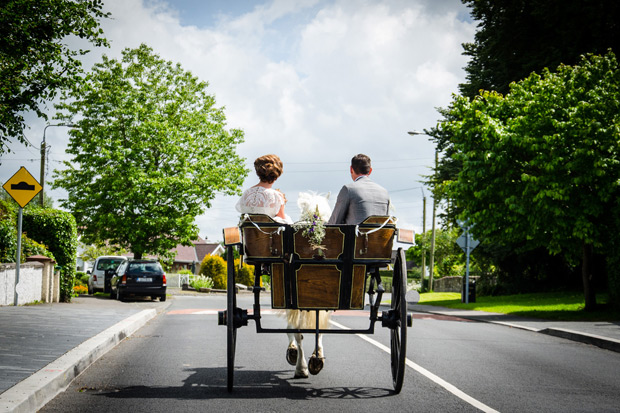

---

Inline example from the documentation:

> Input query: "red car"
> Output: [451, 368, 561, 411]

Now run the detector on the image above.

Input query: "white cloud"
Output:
[1, 0, 475, 243]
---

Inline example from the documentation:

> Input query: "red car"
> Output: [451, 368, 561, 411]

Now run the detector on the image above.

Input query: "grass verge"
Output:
[418, 291, 620, 321]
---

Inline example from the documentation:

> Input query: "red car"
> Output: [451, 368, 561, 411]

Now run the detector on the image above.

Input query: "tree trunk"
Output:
[134, 252, 142, 259]
[582, 242, 597, 311]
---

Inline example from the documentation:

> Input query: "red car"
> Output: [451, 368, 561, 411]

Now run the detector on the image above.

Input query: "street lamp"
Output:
[41, 123, 77, 206]
[408, 130, 437, 291]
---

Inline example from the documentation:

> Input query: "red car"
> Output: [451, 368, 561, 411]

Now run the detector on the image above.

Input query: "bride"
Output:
[236, 154, 329, 378]
[236, 154, 292, 224]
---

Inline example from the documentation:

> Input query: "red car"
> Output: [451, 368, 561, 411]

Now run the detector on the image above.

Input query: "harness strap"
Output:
[355, 216, 396, 237]
[242, 214, 286, 235]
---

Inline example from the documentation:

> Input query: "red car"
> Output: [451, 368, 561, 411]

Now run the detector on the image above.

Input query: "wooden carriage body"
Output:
[220, 214, 414, 393]
[228, 214, 398, 311]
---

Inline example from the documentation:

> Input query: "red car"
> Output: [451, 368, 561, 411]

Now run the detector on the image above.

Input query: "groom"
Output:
[328, 154, 390, 225]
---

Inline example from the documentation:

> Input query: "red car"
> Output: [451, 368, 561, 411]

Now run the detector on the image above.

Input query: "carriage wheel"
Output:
[390, 248, 408, 393]
[226, 246, 237, 392]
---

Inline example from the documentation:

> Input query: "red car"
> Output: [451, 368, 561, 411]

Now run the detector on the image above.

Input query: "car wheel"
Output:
[88, 285, 93, 295]
[160, 294, 167, 302]
[118, 291, 124, 302]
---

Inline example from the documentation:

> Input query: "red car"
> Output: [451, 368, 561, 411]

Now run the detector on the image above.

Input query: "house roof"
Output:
[120, 236, 223, 264]
[193, 237, 224, 262]
[172, 244, 198, 263]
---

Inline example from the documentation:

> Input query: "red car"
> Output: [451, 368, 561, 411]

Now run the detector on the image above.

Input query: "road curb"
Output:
[540, 328, 620, 353]
[408, 303, 620, 354]
[0, 308, 157, 413]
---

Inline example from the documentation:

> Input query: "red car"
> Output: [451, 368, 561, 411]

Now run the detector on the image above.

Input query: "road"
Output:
[41, 294, 620, 412]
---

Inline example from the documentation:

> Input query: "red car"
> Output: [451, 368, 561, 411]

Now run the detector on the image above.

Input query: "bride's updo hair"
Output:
[254, 154, 283, 183]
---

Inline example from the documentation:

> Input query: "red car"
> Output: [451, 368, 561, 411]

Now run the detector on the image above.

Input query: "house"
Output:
[169, 237, 224, 274]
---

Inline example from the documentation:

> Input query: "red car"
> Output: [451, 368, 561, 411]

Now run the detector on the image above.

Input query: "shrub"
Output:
[76, 272, 89, 285]
[200, 255, 227, 289]
[73, 285, 88, 295]
[190, 275, 213, 290]
[23, 208, 78, 302]
[22, 237, 55, 262]
[0, 209, 17, 263]
[234, 258, 256, 287]
[0, 200, 55, 264]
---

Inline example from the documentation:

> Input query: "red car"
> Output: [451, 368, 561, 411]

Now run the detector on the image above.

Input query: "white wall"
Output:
[0, 262, 43, 306]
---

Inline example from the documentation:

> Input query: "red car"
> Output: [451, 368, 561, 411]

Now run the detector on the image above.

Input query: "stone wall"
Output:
[433, 276, 479, 293]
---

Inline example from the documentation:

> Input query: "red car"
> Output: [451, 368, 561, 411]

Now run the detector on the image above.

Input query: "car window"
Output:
[117, 262, 127, 274]
[96, 258, 125, 271]
[127, 262, 163, 275]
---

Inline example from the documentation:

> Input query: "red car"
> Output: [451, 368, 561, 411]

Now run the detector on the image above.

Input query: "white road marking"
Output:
[329, 320, 500, 413]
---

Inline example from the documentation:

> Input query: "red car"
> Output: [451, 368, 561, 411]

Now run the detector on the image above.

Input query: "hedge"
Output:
[0, 200, 56, 265]
[22, 208, 78, 302]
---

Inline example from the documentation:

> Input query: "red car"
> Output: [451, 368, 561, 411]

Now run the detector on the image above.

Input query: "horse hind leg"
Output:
[308, 333, 326, 375]
[286, 333, 298, 365]
[293, 333, 309, 378]
[308, 311, 328, 375]
[286, 310, 299, 365]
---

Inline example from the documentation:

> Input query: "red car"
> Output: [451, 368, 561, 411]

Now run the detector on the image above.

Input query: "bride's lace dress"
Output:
[236, 186, 292, 224]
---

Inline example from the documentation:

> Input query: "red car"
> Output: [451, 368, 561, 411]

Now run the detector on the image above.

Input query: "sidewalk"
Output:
[0, 295, 170, 413]
[408, 302, 620, 353]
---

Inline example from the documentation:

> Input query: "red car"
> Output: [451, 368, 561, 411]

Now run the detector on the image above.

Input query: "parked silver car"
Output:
[87, 256, 128, 294]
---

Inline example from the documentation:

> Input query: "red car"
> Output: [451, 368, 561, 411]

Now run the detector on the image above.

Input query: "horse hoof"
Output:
[294, 370, 309, 379]
[286, 347, 298, 366]
[308, 356, 324, 375]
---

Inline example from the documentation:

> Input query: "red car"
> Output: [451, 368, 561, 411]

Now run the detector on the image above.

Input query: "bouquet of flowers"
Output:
[293, 206, 327, 256]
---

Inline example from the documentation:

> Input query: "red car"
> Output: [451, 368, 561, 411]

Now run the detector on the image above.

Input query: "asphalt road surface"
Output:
[41, 294, 620, 412]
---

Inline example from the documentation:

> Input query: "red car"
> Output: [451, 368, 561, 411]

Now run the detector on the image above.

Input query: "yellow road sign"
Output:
[2, 167, 42, 208]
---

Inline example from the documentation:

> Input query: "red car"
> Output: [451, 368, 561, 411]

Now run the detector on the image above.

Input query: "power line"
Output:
[286, 157, 432, 165]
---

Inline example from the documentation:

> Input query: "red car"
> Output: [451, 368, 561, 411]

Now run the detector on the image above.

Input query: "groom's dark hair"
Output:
[351, 154, 371, 175]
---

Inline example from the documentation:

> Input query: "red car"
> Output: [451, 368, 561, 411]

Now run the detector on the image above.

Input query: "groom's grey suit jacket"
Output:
[328, 176, 390, 225]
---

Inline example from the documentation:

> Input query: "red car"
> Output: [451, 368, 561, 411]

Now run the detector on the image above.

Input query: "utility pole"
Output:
[41, 124, 76, 206]
[421, 194, 426, 291]
[428, 150, 438, 291]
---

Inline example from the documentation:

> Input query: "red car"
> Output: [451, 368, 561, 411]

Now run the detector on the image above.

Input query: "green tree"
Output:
[438, 52, 620, 310]
[460, 0, 620, 98]
[79, 242, 127, 264]
[435, 0, 620, 213]
[0, 0, 109, 155]
[52, 44, 248, 259]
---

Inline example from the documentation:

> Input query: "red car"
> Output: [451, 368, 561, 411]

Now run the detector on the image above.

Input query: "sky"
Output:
[1, 0, 476, 244]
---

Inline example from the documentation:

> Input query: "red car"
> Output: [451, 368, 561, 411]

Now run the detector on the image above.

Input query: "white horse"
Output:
[286, 191, 332, 378]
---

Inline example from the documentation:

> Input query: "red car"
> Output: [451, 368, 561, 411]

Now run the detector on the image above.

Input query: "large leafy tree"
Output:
[460, 0, 620, 98]
[438, 52, 620, 310]
[429, 1, 620, 297]
[436, 0, 620, 202]
[0, 0, 109, 155]
[53, 44, 248, 259]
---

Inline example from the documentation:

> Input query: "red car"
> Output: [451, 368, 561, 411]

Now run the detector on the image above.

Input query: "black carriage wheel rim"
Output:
[390, 248, 407, 393]
[226, 246, 237, 392]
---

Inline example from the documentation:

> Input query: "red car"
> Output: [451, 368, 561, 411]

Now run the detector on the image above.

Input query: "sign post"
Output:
[2, 167, 43, 305]
[456, 221, 480, 304]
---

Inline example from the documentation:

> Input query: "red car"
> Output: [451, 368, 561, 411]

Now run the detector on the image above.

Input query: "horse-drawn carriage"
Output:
[218, 214, 414, 393]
